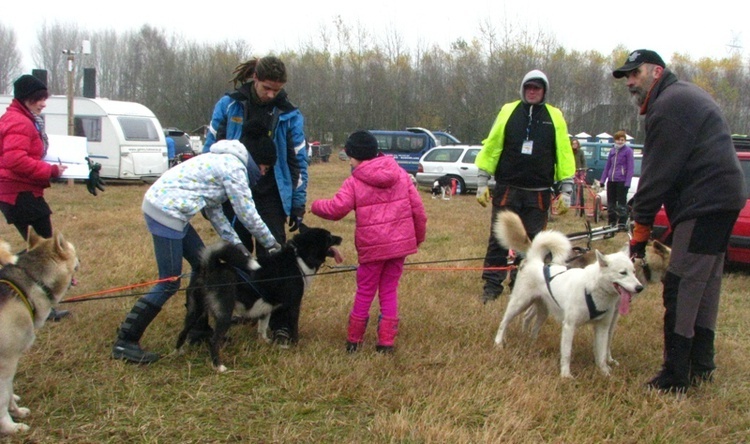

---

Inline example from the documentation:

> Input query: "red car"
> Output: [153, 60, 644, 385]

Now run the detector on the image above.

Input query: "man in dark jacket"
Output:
[614, 49, 746, 394]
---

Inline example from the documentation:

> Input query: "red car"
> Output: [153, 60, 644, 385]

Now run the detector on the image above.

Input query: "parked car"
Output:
[415, 145, 483, 194]
[371, 128, 461, 175]
[164, 127, 195, 167]
[652, 150, 750, 265]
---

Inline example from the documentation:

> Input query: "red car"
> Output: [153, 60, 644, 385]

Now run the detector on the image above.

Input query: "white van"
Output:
[0, 95, 168, 180]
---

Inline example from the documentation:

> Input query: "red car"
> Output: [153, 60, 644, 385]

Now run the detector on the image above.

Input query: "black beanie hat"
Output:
[344, 130, 379, 160]
[248, 136, 277, 167]
[13, 74, 48, 101]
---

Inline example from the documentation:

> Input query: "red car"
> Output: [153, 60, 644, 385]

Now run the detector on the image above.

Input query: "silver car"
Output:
[415, 145, 484, 194]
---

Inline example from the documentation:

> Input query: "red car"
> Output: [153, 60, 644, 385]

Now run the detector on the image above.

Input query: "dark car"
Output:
[652, 149, 750, 265]
[164, 127, 194, 166]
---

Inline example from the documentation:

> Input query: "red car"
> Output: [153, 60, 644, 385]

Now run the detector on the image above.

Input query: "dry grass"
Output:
[3, 160, 750, 443]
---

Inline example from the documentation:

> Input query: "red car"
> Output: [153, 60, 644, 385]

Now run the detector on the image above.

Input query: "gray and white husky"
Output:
[492, 211, 643, 378]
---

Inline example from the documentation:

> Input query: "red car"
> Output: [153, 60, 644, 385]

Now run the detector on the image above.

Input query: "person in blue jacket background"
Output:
[203, 55, 308, 347]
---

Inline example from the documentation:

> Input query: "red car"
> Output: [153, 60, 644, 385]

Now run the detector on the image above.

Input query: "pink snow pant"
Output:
[351, 257, 405, 319]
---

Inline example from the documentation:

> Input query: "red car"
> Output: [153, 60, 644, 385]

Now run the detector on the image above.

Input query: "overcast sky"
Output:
[6, 0, 748, 72]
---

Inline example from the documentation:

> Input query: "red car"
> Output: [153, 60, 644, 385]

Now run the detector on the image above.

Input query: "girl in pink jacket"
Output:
[311, 131, 427, 353]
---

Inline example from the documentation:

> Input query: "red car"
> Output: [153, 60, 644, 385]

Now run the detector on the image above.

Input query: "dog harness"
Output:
[0, 278, 35, 318]
[543, 265, 607, 320]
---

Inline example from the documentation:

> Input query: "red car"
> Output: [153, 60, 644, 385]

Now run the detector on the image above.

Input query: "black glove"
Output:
[288, 206, 306, 232]
[629, 239, 647, 259]
[85, 157, 106, 196]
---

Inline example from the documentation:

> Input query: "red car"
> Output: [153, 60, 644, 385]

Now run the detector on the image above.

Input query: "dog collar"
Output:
[0, 278, 35, 318]
[585, 291, 607, 320]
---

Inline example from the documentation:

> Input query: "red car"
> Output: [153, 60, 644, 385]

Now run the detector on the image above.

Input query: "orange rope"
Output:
[60, 264, 516, 303]
[62, 275, 182, 302]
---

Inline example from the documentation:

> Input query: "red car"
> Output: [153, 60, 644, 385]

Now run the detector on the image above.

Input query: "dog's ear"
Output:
[26, 226, 42, 250]
[653, 240, 671, 254]
[595, 249, 609, 267]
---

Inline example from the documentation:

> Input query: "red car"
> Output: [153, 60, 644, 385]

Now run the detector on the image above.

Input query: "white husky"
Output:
[492, 211, 643, 378]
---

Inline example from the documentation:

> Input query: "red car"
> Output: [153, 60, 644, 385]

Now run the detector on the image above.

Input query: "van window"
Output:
[74, 116, 102, 142]
[387, 135, 427, 153]
[118, 117, 160, 141]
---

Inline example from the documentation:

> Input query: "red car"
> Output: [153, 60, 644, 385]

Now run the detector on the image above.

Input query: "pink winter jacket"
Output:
[311, 155, 427, 264]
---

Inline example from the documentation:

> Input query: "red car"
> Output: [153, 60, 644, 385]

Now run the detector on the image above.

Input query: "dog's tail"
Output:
[493, 211, 532, 253]
[526, 231, 572, 265]
[493, 210, 570, 265]
[201, 242, 260, 273]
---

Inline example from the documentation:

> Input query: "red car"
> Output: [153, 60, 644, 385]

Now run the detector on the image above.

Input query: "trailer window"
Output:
[74, 117, 102, 142]
[118, 117, 160, 141]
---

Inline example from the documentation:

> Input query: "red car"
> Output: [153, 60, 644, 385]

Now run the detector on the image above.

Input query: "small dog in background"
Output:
[431, 175, 456, 200]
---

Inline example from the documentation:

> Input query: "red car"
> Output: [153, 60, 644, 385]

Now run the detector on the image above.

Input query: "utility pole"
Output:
[63, 49, 75, 136]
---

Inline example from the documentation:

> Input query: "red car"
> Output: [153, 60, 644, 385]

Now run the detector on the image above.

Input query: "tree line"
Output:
[2, 20, 749, 145]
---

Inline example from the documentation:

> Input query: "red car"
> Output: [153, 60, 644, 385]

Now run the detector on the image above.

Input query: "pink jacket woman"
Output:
[312, 130, 427, 354]
[311, 155, 426, 263]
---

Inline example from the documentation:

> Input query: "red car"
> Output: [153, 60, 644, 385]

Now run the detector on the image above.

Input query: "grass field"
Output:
[2, 159, 750, 443]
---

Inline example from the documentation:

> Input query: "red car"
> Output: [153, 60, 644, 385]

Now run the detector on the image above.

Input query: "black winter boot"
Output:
[646, 333, 692, 394]
[646, 272, 691, 394]
[690, 326, 716, 385]
[112, 298, 162, 364]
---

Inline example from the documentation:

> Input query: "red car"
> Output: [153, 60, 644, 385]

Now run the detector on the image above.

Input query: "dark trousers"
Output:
[482, 185, 550, 294]
[605, 181, 628, 225]
[664, 211, 738, 337]
[222, 184, 298, 339]
[0, 192, 53, 240]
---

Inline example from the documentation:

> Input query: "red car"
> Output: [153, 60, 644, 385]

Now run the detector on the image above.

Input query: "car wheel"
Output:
[451, 176, 466, 195]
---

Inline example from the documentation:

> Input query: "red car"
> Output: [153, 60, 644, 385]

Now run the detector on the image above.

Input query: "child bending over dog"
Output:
[311, 131, 427, 353]
[111, 138, 281, 364]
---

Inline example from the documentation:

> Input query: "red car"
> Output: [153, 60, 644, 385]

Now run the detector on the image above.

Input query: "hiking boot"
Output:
[481, 288, 502, 304]
[346, 341, 361, 353]
[272, 329, 293, 349]
[112, 339, 160, 364]
[375, 345, 394, 354]
[47, 308, 70, 322]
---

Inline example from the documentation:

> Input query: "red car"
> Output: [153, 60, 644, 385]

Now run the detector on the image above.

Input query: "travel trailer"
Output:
[0, 95, 168, 180]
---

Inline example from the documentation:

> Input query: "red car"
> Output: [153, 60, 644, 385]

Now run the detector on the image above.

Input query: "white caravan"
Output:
[0, 95, 168, 180]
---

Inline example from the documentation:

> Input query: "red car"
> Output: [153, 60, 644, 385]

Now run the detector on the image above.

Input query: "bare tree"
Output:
[0, 23, 22, 93]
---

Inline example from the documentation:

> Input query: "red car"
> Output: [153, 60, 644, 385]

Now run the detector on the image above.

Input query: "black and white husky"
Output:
[175, 225, 342, 372]
[492, 211, 643, 378]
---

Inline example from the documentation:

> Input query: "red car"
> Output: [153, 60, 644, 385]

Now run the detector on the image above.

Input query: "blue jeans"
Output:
[142, 224, 204, 308]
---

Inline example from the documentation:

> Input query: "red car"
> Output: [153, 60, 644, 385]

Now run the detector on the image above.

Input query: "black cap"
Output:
[248, 137, 277, 167]
[13, 74, 48, 101]
[344, 130, 379, 161]
[613, 49, 666, 78]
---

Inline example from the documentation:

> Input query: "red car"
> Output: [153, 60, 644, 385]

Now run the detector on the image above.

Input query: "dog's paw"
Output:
[12, 394, 21, 402]
[560, 370, 574, 379]
[215, 364, 228, 373]
[607, 356, 620, 366]
[0, 422, 30, 434]
[9, 407, 30, 419]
